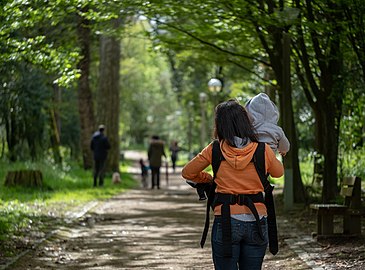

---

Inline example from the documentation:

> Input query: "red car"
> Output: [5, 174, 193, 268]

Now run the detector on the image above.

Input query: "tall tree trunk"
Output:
[77, 8, 95, 169]
[166, 50, 184, 102]
[6, 108, 18, 162]
[255, 26, 306, 206]
[312, 96, 342, 202]
[49, 83, 62, 164]
[322, 105, 341, 202]
[280, 32, 306, 205]
[252, 1, 306, 207]
[293, 0, 344, 202]
[98, 19, 121, 173]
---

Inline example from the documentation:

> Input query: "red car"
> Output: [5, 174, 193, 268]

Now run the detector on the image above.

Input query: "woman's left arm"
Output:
[265, 144, 284, 178]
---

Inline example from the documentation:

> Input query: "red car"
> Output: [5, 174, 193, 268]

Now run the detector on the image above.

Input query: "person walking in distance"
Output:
[148, 135, 166, 189]
[182, 99, 284, 270]
[139, 158, 149, 188]
[90, 125, 111, 187]
[169, 140, 181, 173]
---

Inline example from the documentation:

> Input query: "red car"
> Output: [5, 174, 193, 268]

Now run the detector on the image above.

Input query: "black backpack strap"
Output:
[214, 193, 265, 257]
[253, 142, 279, 255]
[200, 140, 222, 248]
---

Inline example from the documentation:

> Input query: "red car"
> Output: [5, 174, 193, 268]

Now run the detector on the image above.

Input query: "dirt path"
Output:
[10, 151, 313, 270]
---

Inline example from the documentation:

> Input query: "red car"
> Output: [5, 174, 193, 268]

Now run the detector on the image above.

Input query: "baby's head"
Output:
[245, 93, 279, 124]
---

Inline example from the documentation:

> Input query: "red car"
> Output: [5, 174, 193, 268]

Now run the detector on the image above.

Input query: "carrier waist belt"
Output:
[213, 193, 265, 257]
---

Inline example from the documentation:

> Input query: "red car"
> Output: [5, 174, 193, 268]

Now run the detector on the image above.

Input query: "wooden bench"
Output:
[310, 176, 362, 238]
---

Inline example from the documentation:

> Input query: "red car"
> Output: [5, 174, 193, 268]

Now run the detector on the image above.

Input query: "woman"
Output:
[182, 99, 284, 270]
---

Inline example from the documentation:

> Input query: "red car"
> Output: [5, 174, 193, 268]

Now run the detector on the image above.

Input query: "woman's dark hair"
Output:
[214, 99, 258, 146]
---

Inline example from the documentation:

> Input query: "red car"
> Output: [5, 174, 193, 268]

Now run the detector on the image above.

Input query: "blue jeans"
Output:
[211, 216, 268, 270]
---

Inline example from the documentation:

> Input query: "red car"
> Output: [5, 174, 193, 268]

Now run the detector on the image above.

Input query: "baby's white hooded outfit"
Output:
[246, 93, 290, 154]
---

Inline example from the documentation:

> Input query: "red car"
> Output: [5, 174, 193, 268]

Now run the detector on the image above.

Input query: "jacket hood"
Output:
[220, 140, 257, 170]
[246, 93, 279, 124]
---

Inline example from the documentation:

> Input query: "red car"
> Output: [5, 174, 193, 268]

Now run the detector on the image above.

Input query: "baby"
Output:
[245, 93, 290, 156]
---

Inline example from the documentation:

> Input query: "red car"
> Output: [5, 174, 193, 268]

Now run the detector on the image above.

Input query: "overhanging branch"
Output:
[152, 19, 270, 67]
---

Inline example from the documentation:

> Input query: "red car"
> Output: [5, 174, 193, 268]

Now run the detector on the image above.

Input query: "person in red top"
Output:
[182, 99, 284, 270]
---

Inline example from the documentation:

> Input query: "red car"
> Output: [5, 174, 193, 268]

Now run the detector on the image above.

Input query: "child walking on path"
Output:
[245, 93, 290, 156]
[139, 158, 149, 188]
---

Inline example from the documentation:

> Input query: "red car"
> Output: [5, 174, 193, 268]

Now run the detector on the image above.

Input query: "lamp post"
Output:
[187, 101, 194, 157]
[208, 78, 222, 106]
[199, 92, 207, 149]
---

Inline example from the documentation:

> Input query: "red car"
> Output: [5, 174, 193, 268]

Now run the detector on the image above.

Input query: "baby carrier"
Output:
[200, 140, 279, 257]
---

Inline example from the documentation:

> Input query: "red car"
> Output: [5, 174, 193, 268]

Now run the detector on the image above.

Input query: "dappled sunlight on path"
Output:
[10, 150, 321, 269]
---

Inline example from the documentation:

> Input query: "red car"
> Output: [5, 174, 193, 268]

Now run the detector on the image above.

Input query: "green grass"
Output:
[0, 159, 137, 255]
[0, 160, 136, 202]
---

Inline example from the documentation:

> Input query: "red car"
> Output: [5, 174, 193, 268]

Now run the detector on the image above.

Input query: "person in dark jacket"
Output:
[90, 125, 111, 187]
[169, 140, 181, 173]
[148, 135, 166, 189]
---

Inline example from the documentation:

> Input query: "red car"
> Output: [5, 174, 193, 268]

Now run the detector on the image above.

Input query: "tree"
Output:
[240, 1, 306, 205]
[136, 0, 306, 204]
[292, 0, 346, 202]
[342, 0, 365, 82]
[0, 63, 51, 161]
[97, 18, 121, 172]
[76, 5, 95, 169]
[0, 1, 82, 162]
[119, 20, 180, 147]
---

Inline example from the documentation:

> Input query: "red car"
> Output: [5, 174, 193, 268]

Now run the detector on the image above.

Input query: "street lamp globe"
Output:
[208, 78, 222, 93]
[199, 92, 208, 102]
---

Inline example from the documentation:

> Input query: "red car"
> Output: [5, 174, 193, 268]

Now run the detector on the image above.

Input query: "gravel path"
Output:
[9, 151, 317, 269]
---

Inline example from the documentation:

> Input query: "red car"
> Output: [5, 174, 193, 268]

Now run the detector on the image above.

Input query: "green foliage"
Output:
[0, 63, 52, 161]
[0, 0, 81, 86]
[339, 147, 365, 181]
[292, 80, 315, 153]
[0, 160, 136, 202]
[0, 0, 364, 205]
[120, 21, 181, 147]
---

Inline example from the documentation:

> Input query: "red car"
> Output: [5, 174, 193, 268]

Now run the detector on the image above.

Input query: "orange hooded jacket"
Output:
[182, 140, 284, 216]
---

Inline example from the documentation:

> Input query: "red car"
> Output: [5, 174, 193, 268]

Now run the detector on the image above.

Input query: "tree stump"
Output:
[4, 170, 43, 187]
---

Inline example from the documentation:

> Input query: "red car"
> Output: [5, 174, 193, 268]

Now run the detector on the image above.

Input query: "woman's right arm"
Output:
[181, 143, 213, 183]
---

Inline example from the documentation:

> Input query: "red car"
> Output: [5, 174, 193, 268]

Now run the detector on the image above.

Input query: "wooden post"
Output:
[165, 160, 169, 187]
[344, 177, 362, 235]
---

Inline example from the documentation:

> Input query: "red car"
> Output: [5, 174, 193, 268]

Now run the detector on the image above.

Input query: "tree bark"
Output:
[254, 17, 306, 205]
[166, 50, 184, 102]
[280, 32, 306, 205]
[293, 0, 344, 202]
[49, 83, 62, 164]
[97, 19, 121, 173]
[5, 170, 43, 187]
[77, 8, 95, 170]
